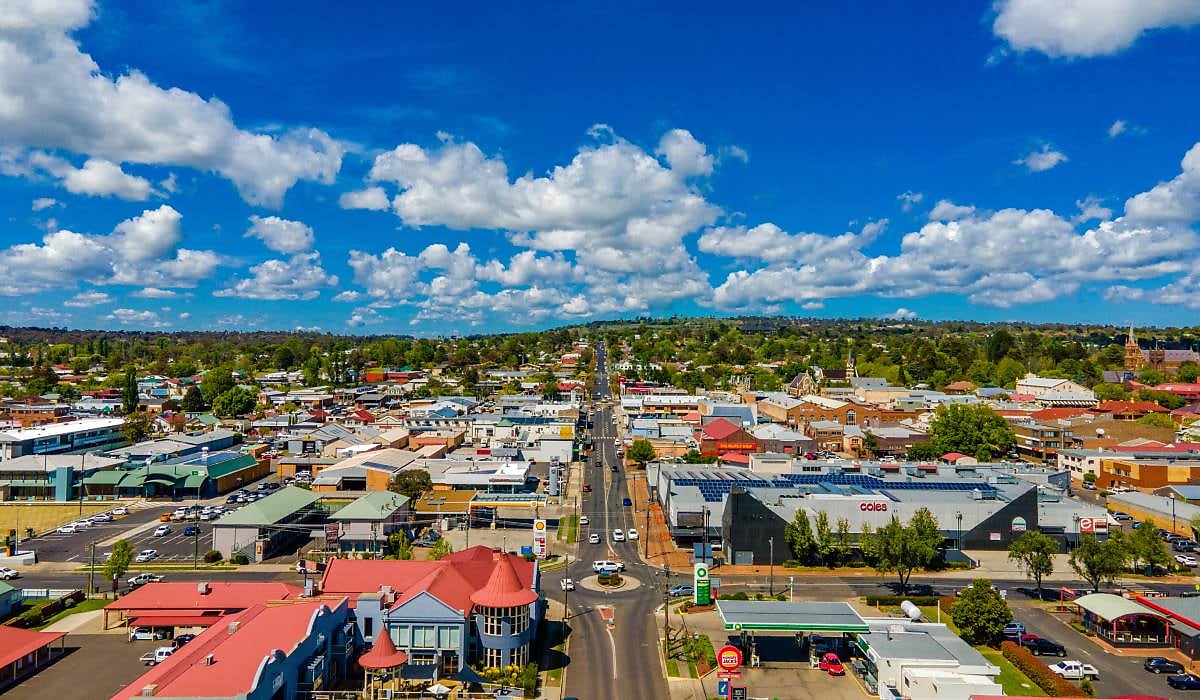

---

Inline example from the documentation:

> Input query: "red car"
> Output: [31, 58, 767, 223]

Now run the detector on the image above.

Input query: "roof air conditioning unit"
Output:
[227, 621, 241, 634]
[140, 685, 159, 696]
[972, 488, 984, 501]
[197, 582, 210, 595]
[203, 654, 215, 666]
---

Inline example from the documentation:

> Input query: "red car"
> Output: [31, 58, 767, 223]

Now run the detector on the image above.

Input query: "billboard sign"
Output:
[1011, 516, 1027, 533]
[717, 645, 743, 671]
[694, 562, 712, 606]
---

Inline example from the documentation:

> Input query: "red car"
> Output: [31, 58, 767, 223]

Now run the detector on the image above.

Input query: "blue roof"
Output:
[1171, 486, 1200, 500]
[668, 472, 999, 502]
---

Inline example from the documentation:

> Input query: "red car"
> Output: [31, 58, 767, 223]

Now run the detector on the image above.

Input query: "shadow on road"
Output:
[537, 619, 573, 672]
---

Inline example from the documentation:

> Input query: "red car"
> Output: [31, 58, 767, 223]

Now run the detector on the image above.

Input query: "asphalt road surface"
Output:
[562, 342, 669, 700]
[27, 504, 173, 563]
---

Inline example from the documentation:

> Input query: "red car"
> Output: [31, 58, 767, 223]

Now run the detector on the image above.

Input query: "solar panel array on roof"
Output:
[667, 471, 998, 502]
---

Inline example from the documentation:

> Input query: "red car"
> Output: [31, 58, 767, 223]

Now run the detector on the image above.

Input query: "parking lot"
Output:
[5, 634, 168, 700]
[25, 504, 173, 563]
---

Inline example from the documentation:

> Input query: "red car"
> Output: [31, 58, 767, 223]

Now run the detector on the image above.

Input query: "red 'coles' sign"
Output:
[717, 645, 743, 671]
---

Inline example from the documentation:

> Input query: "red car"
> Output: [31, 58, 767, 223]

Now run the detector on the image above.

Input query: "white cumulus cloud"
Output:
[992, 0, 1200, 58]
[1015, 145, 1068, 172]
[216, 253, 338, 301]
[244, 215, 315, 254]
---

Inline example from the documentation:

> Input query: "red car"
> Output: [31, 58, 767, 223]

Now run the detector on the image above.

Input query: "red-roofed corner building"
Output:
[112, 597, 354, 700]
[697, 418, 760, 457]
[102, 581, 303, 632]
[0, 626, 66, 691]
[320, 545, 543, 673]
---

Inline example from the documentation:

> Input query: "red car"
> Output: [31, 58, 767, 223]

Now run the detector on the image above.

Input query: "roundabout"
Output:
[576, 572, 644, 593]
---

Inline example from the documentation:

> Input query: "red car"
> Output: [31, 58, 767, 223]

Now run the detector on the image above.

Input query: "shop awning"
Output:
[1074, 593, 1162, 621]
[400, 663, 439, 680]
[83, 471, 128, 486]
[181, 473, 208, 489]
[128, 615, 220, 628]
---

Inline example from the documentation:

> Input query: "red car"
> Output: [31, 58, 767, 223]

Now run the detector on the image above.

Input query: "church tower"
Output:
[1124, 325, 1145, 372]
[846, 348, 857, 379]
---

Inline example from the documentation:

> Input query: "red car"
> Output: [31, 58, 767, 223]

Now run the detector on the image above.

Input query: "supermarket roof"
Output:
[716, 600, 868, 632]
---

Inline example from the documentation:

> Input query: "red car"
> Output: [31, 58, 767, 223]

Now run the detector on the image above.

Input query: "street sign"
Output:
[717, 644, 743, 671]
[717, 680, 729, 696]
[731, 687, 747, 700]
[716, 670, 741, 679]
[694, 562, 712, 606]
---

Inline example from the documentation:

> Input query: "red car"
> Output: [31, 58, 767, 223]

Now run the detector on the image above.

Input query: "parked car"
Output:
[818, 653, 845, 676]
[140, 646, 175, 666]
[560, 578, 575, 591]
[173, 634, 196, 647]
[112, 506, 129, 516]
[668, 584, 694, 597]
[612, 529, 625, 542]
[0, 567, 20, 580]
[56, 523, 79, 534]
[1176, 554, 1198, 567]
[129, 627, 170, 641]
[92, 512, 113, 523]
[135, 549, 159, 563]
[1145, 657, 1186, 674]
[153, 525, 171, 537]
[622, 497, 632, 506]
[1022, 637, 1066, 656]
[182, 524, 199, 536]
[1048, 661, 1099, 680]
[579, 516, 589, 526]
[582, 483, 592, 493]
[128, 572, 164, 587]
[1169, 673, 1200, 690]
[1001, 621, 1026, 640]
[1082, 481, 1097, 490]
[588, 533, 601, 544]
[1112, 511, 1134, 521]
[627, 528, 639, 540]
[591, 560, 625, 573]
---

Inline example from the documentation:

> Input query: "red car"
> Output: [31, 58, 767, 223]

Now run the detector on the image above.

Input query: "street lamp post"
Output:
[768, 536, 775, 596]
[955, 511, 963, 549]
[1171, 493, 1177, 533]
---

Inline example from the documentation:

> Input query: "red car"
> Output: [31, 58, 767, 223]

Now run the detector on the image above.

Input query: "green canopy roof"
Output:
[331, 491, 409, 521]
[117, 473, 146, 488]
[1074, 593, 1162, 621]
[83, 470, 128, 486]
[215, 485, 320, 526]
[182, 473, 208, 489]
[717, 600, 869, 632]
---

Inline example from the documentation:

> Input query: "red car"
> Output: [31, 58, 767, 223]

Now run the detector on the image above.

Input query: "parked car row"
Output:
[56, 508, 126, 534]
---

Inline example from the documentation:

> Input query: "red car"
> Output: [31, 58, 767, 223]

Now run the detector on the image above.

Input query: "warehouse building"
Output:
[0, 418, 125, 461]
[212, 486, 323, 562]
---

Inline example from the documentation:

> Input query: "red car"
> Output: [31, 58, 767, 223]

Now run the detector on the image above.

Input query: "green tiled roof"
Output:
[205, 454, 258, 479]
[181, 473, 208, 489]
[330, 491, 409, 521]
[84, 470, 128, 486]
[215, 485, 320, 526]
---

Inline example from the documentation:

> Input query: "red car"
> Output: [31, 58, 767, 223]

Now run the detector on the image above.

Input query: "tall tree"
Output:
[212, 387, 258, 417]
[180, 385, 206, 412]
[951, 579, 1013, 645]
[814, 511, 836, 566]
[200, 366, 236, 404]
[102, 539, 135, 585]
[122, 367, 138, 415]
[626, 439, 657, 469]
[120, 410, 153, 443]
[1129, 522, 1171, 575]
[873, 508, 943, 593]
[785, 509, 816, 564]
[1007, 530, 1057, 596]
[1069, 532, 1128, 592]
[389, 470, 434, 501]
[926, 404, 1016, 461]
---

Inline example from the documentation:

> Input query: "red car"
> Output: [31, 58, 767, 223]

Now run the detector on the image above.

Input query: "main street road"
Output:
[562, 342, 668, 700]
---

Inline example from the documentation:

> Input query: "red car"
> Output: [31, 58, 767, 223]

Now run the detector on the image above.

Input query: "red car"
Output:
[818, 653, 845, 676]
[582, 483, 592, 492]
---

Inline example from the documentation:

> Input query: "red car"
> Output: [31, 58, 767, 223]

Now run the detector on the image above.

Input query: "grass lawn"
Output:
[664, 639, 681, 677]
[980, 648, 1046, 697]
[0, 599, 53, 625]
[0, 503, 116, 534]
[36, 598, 109, 630]
[557, 514, 578, 543]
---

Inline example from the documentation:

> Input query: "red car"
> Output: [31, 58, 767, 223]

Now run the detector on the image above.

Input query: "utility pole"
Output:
[661, 564, 671, 642]
[644, 481, 651, 559]
[768, 537, 775, 596]
[573, 496, 579, 543]
[563, 554, 570, 623]
[193, 521, 200, 568]
[87, 541, 97, 596]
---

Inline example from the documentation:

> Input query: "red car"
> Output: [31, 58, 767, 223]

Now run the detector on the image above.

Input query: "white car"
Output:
[153, 525, 172, 537]
[112, 506, 129, 516]
[579, 516, 589, 526]
[135, 549, 159, 563]
[560, 578, 575, 591]
[591, 560, 625, 573]
[612, 529, 625, 542]
[56, 523, 79, 534]
[627, 528, 639, 541]
[1177, 554, 1198, 567]
[1048, 661, 1099, 680]
[0, 567, 20, 580]
[91, 512, 113, 523]
[588, 533, 601, 544]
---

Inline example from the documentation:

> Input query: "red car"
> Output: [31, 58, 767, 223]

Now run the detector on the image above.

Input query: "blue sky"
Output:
[2, 0, 1200, 333]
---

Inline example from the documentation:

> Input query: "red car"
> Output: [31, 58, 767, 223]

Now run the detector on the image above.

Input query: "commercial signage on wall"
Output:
[1079, 517, 1108, 533]
[694, 563, 712, 606]
[859, 502, 889, 512]
[1011, 516, 1027, 533]
[716, 442, 757, 451]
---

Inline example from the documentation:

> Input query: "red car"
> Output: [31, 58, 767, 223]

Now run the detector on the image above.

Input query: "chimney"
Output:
[140, 685, 159, 696]
[203, 653, 215, 666]
[227, 621, 241, 635]
[197, 582, 210, 595]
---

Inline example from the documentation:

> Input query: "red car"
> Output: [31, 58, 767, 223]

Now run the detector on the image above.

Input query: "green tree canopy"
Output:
[102, 539, 135, 582]
[180, 385, 206, 412]
[1129, 521, 1171, 575]
[873, 508, 944, 593]
[785, 509, 815, 564]
[1069, 532, 1128, 592]
[122, 367, 138, 415]
[925, 404, 1015, 461]
[212, 386, 258, 417]
[388, 531, 413, 560]
[429, 538, 453, 560]
[200, 366, 236, 404]
[120, 410, 153, 443]
[951, 578, 1013, 645]
[1007, 530, 1057, 595]
[389, 470, 434, 501]
[627, 438, 657, 467]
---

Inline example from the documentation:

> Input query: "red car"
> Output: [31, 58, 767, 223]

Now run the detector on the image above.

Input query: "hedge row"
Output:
[1000, 641, 1082, 697]
[8, 590, 84, 629]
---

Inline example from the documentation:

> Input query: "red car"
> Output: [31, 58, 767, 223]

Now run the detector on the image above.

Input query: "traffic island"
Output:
[578, 573, 642, 592]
